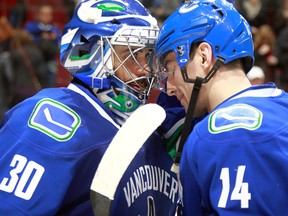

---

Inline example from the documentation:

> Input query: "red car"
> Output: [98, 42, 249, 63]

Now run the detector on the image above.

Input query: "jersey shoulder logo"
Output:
[28, 98, 81, 141]
[208, 104, 263, 134]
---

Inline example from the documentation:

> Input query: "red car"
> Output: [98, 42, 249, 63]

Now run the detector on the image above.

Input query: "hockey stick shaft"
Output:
[90, 103, 166, 215]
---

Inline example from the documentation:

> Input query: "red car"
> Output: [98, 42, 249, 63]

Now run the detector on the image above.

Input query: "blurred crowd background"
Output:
[1, 0, 288, 119]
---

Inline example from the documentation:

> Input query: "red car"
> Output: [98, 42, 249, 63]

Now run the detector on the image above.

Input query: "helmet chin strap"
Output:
[171, 58, 224, 173]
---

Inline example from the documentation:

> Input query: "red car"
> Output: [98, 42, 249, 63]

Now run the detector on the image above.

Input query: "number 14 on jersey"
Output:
[218, 165, 251, 209]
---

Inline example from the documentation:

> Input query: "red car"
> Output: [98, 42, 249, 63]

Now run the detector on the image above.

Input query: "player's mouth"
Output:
[129, 80, 148, 92]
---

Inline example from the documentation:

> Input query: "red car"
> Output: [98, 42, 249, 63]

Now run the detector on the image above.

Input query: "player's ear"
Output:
[198, 42, 214, 72]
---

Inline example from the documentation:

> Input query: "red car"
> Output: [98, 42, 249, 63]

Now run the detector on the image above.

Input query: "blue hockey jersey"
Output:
[0, 82, 182, 215]
[180, 83, 288, 215]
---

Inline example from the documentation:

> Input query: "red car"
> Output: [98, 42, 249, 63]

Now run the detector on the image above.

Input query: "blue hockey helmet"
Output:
[155, 0, 254, 75]
[60, 0, 158, 125]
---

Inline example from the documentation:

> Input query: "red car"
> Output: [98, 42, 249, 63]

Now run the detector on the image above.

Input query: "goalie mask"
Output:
[60, 0, 158, 125]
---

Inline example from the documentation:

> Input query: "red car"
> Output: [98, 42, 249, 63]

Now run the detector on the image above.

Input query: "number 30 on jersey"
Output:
[0, 154, 45, 200]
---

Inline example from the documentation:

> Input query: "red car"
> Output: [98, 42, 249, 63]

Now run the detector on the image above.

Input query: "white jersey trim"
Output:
[230, 87, 282, 101]
[68, 83, 120, 129]
[163, 117, 185, 139]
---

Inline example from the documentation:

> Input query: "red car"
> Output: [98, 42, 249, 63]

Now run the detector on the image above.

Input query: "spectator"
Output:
[253, 24, 280, 84]
[0, 16, 14, 50]
[0, 51, 13, 120]
[271, 0, 288, 35]
[235, 0, 270, 29]
[8, 0, 27, 28]
[275, 25, 288, 90]
[24, 3, 61, 87]
[141, 0, 180, 22]
[0, 16, 14, 119]
[1, 15, 48, 114]
[8, 29, 48, 107]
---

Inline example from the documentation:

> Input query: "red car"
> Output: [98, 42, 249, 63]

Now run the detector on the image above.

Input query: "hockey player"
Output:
[155, 0, 288, 215]
[0, 0, 184, 215]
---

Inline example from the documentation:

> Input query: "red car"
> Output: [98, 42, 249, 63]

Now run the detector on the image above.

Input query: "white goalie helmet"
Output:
[60, 0, 159, 125]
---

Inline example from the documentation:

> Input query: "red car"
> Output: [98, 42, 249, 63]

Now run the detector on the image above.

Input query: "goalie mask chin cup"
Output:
[60, 0, 159, 125]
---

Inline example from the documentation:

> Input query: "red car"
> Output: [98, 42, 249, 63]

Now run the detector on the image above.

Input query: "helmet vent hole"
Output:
[79, 49, 89, 57]
[80, 35, 89, 43]
[111, 19, 121, 25]
[212, 5, 224, 18]
[237, 30, 244, 37]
